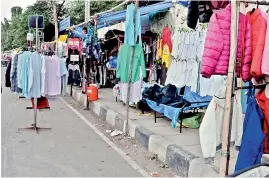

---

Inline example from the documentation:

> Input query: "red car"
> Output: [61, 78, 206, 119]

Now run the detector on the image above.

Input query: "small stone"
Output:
[151, 156, 156, 160]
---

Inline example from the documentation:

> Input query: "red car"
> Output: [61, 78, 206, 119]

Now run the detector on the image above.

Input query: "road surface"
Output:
[1, 67, 175, 177]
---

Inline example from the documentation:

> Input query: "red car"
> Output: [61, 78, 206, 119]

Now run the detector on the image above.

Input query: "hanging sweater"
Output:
[116, 44, 146, 83]
[256, 89, 269, 154]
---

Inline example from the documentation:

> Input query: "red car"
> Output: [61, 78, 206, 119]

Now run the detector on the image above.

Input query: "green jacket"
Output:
[116, 44, 146, 83]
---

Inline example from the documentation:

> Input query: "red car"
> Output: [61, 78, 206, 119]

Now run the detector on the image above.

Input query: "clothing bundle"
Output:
[8, 50, 68, 99]
[201, 5, 269, 83]
[141, 84, 190, 108]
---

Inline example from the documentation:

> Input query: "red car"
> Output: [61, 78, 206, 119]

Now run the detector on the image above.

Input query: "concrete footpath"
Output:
[67, 86, 223, 177]
[67, 86, 269, 176]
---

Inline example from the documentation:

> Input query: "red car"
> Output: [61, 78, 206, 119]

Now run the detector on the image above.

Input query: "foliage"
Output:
[1, 1, 66, 51]
[1, 0, 163, 51]
[65, 1, 125, 25]
[11, 6, 23, 18]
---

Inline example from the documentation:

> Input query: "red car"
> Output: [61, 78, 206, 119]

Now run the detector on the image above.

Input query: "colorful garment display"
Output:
[10, 51, 68, 98]
[201, 4, 252, 82]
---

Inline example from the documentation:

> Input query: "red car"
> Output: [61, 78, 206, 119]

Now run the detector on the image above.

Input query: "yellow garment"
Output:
[156, 38, 162, 60]
[162, 44, 170, 68]
[58, 34, 68, 42]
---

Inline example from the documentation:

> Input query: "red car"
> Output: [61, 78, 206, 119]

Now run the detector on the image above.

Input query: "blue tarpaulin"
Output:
[146, 91, 212, 128]
[75, 0, 188, 31]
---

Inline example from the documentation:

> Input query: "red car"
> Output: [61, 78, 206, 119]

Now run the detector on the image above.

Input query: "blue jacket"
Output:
[235, 98, 265, 172]
[124, 3, 142, 46]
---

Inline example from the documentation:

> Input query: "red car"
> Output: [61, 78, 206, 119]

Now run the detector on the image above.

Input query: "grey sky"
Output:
[1, 0, 37, 22]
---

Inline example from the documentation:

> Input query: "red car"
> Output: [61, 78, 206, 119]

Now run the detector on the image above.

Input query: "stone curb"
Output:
[66, 86, 217, 177]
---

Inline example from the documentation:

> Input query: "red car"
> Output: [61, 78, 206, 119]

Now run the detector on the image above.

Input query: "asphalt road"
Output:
[1, 67, 144, 177]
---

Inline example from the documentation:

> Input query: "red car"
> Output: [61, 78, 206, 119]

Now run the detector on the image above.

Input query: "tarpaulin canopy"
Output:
[74, 0, 188, 31]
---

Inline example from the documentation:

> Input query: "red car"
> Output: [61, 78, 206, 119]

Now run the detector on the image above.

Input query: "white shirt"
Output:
[41, 55, 46, 96]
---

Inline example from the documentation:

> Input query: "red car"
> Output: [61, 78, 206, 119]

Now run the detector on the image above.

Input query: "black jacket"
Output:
[187, 0, 213, 29]
[5, 61, 11, 88]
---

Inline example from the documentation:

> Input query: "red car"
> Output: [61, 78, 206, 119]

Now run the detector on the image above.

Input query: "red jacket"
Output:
[247, 9, 267, 78]
[256, 89, 269, 154]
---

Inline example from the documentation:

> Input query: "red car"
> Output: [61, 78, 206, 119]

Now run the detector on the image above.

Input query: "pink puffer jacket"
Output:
[201, 4, 252, 82]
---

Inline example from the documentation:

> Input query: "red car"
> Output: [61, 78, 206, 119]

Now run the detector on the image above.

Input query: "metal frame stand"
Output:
[152, 101, 210, 133]
[18, 16, 51, 134]
[19, 98, 51, 134]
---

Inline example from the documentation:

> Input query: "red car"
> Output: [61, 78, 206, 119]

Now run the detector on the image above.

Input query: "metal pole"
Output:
[85, 0, 90, 21]
[85, 0, 88, 21]
[34, 15, 39, 128]
[88, 0, 90, 20]
[219, 0, 239, 176]
[124, 0, 139, 134]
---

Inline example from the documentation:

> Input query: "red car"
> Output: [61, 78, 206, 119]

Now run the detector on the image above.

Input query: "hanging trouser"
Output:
[74, 70, 81, 86]
[68, 69, 74, 85]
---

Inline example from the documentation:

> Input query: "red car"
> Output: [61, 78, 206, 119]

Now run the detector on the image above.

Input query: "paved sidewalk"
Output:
[67, 86, 269, 176]
[67, 86, 220, 176]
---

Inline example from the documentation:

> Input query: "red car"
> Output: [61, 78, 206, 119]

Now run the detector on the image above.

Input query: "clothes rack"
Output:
[220, 0, 269, 176]
[235, 83, 269, 90]
[244, 0, 269, 6]
[18, 15, 51, 134]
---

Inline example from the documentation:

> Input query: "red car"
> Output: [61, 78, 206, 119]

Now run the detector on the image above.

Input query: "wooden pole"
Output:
[124, 0, 139, 134]
[219, 0, 239, 176]
[53, 1, 58, 54]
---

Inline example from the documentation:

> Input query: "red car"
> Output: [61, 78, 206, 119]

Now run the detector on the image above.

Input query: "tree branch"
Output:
[57, 0, 66, 17]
